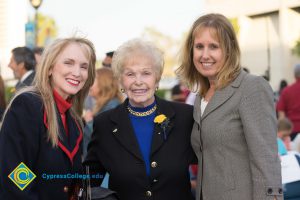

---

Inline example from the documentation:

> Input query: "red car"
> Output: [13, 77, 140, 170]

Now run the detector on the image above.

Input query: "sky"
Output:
[29, 0, 205, 59]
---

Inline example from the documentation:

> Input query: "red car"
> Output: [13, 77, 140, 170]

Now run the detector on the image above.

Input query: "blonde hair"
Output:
[112, 38, 164, 83]
[92, 67, 123, 114]
[176, 13, 241, 96]
[4, 37, 96, 147]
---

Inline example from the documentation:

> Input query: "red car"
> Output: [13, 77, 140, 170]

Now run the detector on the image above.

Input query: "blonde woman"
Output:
[0, 37, 96, 200]
[177, 13, 282, 200]
[83, 67, 123, 156]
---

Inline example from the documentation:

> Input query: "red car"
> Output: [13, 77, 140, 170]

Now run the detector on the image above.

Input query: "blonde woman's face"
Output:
[49, 43, 89, 99]
[193, 28, 224, 82]
[121, 55, 158, 108]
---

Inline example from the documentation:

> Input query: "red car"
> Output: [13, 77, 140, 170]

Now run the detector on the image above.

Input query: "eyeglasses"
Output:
[102, 62, 111, 67]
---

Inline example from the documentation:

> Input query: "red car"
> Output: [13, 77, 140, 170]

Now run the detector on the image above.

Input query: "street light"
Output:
[29, 0, 42, 47]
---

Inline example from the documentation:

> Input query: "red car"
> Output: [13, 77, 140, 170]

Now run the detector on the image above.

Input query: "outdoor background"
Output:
[1, 0, 300, 93]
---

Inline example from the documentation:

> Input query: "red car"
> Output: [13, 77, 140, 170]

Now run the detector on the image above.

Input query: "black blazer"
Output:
[0, 92, 83, 200]
[85, 97, 196, 200]
[15, 71, 35, 90]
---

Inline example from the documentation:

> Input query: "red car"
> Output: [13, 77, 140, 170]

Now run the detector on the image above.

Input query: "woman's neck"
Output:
[128, 97, 155, 108]
[204, 85, 216, 102]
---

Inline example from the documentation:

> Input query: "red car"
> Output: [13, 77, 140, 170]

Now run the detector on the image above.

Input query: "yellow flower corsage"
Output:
[154, 114, 170, 140]
[154, 114, 167, 124]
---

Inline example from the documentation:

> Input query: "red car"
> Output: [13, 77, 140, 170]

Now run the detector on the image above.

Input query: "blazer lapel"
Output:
[66, 112, 82, 154]
[43, 109, 82, 164]
[201, 70, 246, 120]
[201, 86, 235, 120]
[151, 97, 175, 155]
[109, 101, 144, 161]
[193, 94, 203, 151]
[193, 94, 202, 126]
[43, 108, 71, 150]
[57, 110, 83, 165]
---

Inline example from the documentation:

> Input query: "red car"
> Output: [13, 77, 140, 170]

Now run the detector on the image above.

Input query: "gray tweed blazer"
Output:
[191, 70, 283, 200]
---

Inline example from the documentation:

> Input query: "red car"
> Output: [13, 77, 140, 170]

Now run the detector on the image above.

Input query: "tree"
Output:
[292, 37, 300, 57]
[36, 13, 58, 47]
[141, 27, 181, 78]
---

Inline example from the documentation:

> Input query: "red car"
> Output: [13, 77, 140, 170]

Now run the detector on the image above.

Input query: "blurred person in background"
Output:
[83, 67, 123, 157]
[33, 46, 44, 65]
[84, 38, 196, 200]
[177, 13, 282, 200]
[8, 47, 36, 91]
[171, 80, 190, 102]
[0, 75, 6, 121]
[277, 118, 300, 200]
[83, 67, 123, 190]
[102, 51, 114, 68]
[83, 51, 115, 118]
[277, 64, 300, 141]
[274, 79, 288, 102]
[0, 37, 96, 200]
[277, 117, 293, 155]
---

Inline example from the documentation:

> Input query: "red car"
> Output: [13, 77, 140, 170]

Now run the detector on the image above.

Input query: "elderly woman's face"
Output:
[193, 27, 224, 82]
[121, 55, 158, 107]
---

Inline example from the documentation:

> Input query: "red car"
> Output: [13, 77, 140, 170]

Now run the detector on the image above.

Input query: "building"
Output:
[204, 0, 300, 89]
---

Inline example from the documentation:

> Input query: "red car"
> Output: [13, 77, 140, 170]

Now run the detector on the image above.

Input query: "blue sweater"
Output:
[128, 101, 156, 176]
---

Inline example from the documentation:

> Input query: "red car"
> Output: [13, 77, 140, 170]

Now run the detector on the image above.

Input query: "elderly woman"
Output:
[177, 13, 282, 200]
[0, 37, 96, 200]
[85, 38, 196, 200]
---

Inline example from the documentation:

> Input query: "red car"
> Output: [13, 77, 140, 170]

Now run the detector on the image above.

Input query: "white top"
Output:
[201, 98, 208, 116]
[185, 92, 197, 105]
[281, 151, 300, 184]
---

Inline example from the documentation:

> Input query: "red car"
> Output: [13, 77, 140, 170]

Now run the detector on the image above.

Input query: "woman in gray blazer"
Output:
[177, 13, 283, 200]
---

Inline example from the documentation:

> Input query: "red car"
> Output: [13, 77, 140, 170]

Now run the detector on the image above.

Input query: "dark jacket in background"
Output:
[15, 71, 35, 91]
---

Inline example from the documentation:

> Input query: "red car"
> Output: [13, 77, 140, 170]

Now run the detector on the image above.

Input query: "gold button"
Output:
[63, 186, 68, 193]
[151, 161, 158, 168]
[146, 190, 152, 197]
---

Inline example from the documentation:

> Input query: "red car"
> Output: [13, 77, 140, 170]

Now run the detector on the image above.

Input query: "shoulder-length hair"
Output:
[4, 37, 96, 147]
[92, 67, 123, 114]
[176, 13, 241, 96]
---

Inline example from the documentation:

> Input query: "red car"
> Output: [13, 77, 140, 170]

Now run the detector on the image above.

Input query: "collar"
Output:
[230, 70, 247, 88]
[53, 89, 72, 114]
[20, 70, 34, 82]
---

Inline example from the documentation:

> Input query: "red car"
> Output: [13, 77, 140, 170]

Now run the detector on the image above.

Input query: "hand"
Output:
[190, 180, 197, 189]
[83, 110, 93, 123]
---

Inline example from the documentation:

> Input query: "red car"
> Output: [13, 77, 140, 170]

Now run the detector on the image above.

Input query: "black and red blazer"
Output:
[0, 92, 83, 200]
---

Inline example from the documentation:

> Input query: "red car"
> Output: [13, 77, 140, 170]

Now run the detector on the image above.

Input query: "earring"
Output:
[120, 88, 125, 93]
[155, 87, 158, 91]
